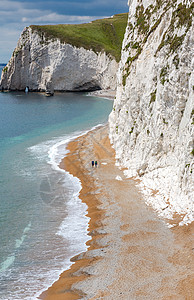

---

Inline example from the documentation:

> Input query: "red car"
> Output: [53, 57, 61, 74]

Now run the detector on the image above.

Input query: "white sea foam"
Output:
[0, 255, 15, 273]
[0, 222, 32, 274]
[1, 124, 104, 300]
[47, 123, 103, 172]
[15, 222, 31, 249]
[29, 124, 102, 300]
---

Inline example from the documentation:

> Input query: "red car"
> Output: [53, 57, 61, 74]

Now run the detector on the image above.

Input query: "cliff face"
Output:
[0, 27, 118, 91]
[109, 0, 194, 225]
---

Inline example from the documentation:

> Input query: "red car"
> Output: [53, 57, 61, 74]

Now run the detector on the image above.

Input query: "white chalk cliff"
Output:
[0, 27, 118, 92]
[109, 0, 194, 225]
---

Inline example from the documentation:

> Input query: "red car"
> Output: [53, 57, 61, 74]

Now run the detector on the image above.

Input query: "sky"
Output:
[0, 0, 128, 62]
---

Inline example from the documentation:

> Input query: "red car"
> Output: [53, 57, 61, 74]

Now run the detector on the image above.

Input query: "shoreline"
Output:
[39, 124, 109, 300]
[0, 89, 116, 99]
[40, 125, 194, 300]
[87, 89, 116, 100]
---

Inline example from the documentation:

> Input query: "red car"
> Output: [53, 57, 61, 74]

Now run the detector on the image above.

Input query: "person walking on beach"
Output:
[92, 161, 94, 167]
[95, 161, 98, 167]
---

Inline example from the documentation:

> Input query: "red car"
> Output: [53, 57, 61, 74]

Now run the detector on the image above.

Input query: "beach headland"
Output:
[40, 125, 194, 300]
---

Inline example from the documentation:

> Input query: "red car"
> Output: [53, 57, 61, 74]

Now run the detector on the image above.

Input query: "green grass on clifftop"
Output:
[30, 13, 128, 62]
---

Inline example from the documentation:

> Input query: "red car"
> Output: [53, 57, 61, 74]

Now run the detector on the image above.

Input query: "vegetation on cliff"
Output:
[30, 13, 128, 62]
[122, 1, 194, 86]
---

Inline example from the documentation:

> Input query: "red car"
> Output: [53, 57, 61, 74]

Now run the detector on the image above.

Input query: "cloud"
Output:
[0, 26, 22, 62]
[0, 0, 128, 62]
[0, 0, 111, 26]
[21, 13, 105, 24]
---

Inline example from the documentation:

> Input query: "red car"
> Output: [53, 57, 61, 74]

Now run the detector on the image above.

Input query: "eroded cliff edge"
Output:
[109, 0, 194, 225]
[0, 14, 128, 92]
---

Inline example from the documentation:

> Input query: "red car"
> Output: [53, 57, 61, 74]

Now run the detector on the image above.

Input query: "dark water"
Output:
[0, 70, 113, 299]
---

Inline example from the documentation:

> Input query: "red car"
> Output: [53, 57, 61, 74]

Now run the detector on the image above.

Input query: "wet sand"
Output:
[40, 125, 194, 300]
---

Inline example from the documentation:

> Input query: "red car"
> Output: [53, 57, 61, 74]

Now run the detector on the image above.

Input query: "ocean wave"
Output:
[0, 222, 31, 274]
[29, 124, 101, 299]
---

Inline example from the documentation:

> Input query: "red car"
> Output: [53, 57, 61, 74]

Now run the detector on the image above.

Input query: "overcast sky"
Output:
[0, 0, 128, 62]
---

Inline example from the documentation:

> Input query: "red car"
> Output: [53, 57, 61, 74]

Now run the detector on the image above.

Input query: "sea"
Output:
[0, 65, 113, 300]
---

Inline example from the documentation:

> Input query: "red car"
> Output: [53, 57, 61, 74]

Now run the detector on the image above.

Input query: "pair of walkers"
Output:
[92, 160, 98, 167]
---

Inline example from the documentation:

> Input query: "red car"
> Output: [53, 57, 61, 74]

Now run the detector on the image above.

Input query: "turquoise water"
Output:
[0, 70, 113, 299]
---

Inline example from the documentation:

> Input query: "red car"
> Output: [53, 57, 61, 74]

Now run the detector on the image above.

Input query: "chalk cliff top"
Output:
[30, 13, 128, 62]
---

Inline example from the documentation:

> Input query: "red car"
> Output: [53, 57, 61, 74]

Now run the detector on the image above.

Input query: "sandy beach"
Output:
[40, 125, 194, 300]
[87, 89, 116, 100]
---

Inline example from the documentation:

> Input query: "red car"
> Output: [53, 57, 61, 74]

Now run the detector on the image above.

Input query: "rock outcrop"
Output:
[0, 27, 118, 92]
[109, 0, 194, 225]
